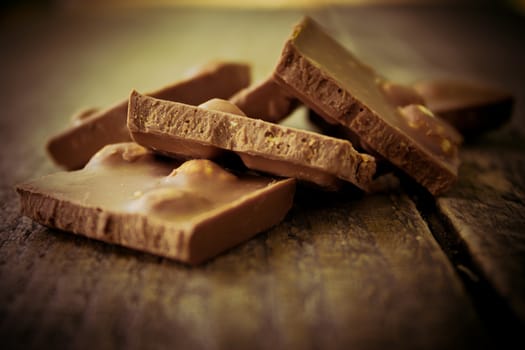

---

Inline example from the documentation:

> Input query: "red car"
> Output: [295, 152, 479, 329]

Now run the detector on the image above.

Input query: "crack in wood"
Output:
[405, 180, 524, 350]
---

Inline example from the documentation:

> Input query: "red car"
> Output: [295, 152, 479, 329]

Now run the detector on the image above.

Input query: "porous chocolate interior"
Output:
[273, 17, 460, 195]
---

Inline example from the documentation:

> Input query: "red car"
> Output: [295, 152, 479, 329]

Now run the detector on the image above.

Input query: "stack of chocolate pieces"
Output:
[17, 17, 513, 265]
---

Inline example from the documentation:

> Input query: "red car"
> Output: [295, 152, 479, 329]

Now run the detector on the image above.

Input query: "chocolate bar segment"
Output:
[273, 17, 460, 195]
[413, 79, 514, 137]
[47, 61, 250, 170]
[229, 76, 298, 122]
[17, 143, 295, 265]
[127, 91, 376, 191]
[380, 81, 426, 107]
[70, 107, 100, 125]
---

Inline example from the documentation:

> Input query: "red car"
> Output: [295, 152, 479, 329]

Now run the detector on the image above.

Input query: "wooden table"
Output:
[1, 4, 524, 349]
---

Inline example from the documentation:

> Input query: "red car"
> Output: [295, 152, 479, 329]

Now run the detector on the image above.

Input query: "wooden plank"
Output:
[0, 188, 487, 349]
[436, 137, 525, 327]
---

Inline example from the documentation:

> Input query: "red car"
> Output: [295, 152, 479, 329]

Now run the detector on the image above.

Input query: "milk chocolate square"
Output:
[127, 91, 376, 191]
[17, 143, 295, 265]
[47, 61, 250, 170]
[273, 17, 461, 195]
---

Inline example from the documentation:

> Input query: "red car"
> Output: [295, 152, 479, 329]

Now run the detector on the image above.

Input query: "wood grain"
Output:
[0, 189, 487, 349]
[437, 136, 525, 327]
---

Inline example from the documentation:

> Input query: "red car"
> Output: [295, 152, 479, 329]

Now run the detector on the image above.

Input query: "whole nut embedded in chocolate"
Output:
[167, 158, 238, 183]
[199, 98, 247, 116]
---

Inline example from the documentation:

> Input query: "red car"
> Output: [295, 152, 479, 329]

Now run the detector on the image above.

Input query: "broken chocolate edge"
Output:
[16, 176, 295, 265]
[127, 90, 377, 192]
[273, 37, 458, 195]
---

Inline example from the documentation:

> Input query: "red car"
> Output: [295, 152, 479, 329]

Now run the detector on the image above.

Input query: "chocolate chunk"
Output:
[17, 143, 295, 265]
[47, 61, 251, 170]
[379, 81, 426, 107]
[127, 91, 376, 191]
[273, 17, 460, 195]
[70, 107, 100, 125]
[229, 76, 298, 122]
[413, 79, 514, 137]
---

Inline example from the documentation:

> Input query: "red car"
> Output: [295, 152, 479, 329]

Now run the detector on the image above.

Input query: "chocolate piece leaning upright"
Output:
[127, 91, 376, 191]
[273, 17, 461, 195]
[17, 143, 295, 265]
[47, 61, 250, 170]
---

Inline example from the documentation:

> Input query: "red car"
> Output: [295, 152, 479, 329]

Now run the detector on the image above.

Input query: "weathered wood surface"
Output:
[438, 137, 525, 326]
[0, 188, 486, 350]
[1, 4, 524, 350]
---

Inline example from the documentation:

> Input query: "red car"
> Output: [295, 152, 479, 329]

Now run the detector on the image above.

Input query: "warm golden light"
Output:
[58, 0, 475, 10]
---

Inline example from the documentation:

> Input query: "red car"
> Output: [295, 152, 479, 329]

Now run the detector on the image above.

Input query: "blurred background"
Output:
[1, 0, 524, 11]
[1, 0, 524, 166]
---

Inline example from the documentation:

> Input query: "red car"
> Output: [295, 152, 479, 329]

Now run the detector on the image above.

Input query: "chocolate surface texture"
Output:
[127, 91, 376, 191]
[47, 61, 250, 170]
[17, 143, 295, 265]
[273, 17, 461, 195]
[413, 79, 514, 137]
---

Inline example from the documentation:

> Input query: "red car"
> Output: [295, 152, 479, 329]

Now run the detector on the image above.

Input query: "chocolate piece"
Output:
[70, 107, 99, 125]
[379, 81, 426, 107]
[17, 143, 295, 265]
[309, 103, 462, 168]
[229, 76, 298, 122]
[413, 79, 514, 137]
[47, 61, 251, 170]
[273, 17, 460, 195]
[201, 98, 247, 116]
[127, 91, 376, 191]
